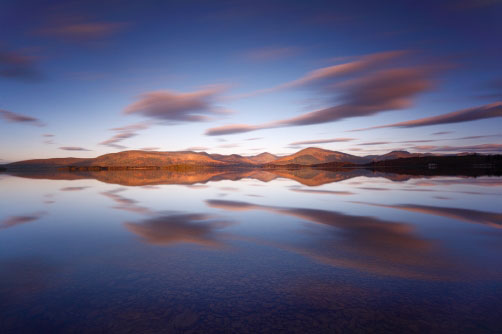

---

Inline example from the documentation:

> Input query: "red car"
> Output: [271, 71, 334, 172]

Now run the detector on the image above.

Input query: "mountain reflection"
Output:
[207, 200, 453, 280]
[8, 168, 495, 187]
[125, 213, 233, 247]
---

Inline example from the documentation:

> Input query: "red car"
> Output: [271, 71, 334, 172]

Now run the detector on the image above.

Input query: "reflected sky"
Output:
[0, 170, 501, 332]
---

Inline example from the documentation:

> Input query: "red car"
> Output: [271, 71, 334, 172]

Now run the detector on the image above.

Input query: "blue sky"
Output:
[0, 0, 501, 162]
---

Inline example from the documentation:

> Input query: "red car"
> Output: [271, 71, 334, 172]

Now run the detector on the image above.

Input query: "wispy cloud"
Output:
[124, 86, 229, 123]
[352, 102, 502, 131]
[242, 46, 300, 62]
[100, 121, 151, 150]
[358, 141, 391, 146]
[0, 48, 42, 81]
[37, 14, 127, 41]
[290, 137, 355, 146]
[207, 51, 434, 136]
[59, 146, 91, 151]
[0, 110, 44, 126]
[230, 50, 408, 99]
[185, 146, 210, 151]
[139, 147, 160, 151]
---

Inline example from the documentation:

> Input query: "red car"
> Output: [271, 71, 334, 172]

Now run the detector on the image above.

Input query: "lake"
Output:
[1, 169, 501, 333]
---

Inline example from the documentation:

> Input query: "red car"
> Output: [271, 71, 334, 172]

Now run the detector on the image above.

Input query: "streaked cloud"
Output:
[207, 51, 434, 136]
[100, 122, 151, 150]
[186, 146, 210, 151]
[0, 48, 41, 81]
[243, 46, 300, 62]
[358, 141, 391, 146]
[139, 147, 160, 151]
[0, 110, 44, 126]
[352, 102, 502, 131]
[59, 146, 91, 151]
[37, 15, 127, 41]
[290, 137, 354, 146]
[230, 50, 408, 99]
[124, 86, 229, 122]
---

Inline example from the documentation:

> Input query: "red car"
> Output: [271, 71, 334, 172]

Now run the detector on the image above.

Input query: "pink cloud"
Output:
[59, 146, 91, 151]
[352, 102, 502, 131]
[0, 110, 44, 126]
[124, 86, 228, 122]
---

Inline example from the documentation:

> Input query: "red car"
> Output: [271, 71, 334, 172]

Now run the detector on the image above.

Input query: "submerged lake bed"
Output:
[1, 169, 502, 333]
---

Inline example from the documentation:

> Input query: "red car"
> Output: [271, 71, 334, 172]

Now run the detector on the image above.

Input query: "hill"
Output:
[247, 152, 278, 164]
[269, 147, 370, 165]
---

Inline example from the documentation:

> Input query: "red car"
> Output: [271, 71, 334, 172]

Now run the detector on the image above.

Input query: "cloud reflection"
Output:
[0, 211, 45, 230]
[207, 199, 451, 279]
[354, 202, 502, 228]
[125, 213, 233, 247]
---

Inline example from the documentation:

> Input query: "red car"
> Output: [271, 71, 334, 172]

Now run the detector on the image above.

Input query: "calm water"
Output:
[1, 169, 502, 333]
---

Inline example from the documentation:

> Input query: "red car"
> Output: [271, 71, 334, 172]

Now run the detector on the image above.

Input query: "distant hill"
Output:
[209, 153, 256, 165]
[2, 148, 500, 171]
[370, 150, 427, 162]
[247, 152, 278, 164]
[269, 147, 370, 165]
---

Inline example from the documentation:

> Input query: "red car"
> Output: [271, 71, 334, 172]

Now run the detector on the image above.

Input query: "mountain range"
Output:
[0, 147, 498, 170]
[1, 147, 430, 170]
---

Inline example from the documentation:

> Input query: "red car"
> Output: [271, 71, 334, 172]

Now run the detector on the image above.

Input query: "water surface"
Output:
[1, 169, 501, 333]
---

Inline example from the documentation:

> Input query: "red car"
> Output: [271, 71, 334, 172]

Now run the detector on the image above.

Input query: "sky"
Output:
[0, 0, 501, 162]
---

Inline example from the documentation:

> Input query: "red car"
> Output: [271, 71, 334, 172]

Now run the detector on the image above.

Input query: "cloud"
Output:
[0, 49, 42, 81]
[290, 137, 354, 146]
[207, 54, 434, 136]
[432, 131, 452, 135]
[139, 147, 160, 151]
[100, 132, 137, 149]
[59, 146, 91, 151]
[0, 110, 44, 126]
[358, 141, 391, 146]
[230, 50, 408, 99]
[37, 16, 127, 41]
[218, 143, 240, 148]
[243, 46, 300, 62]
[206, 124, 259, 136]
[100, 121, 151, 150]
[124, 86, 228, 122]
[185, 146, 210, 151]
[352, 102, 502, 131]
